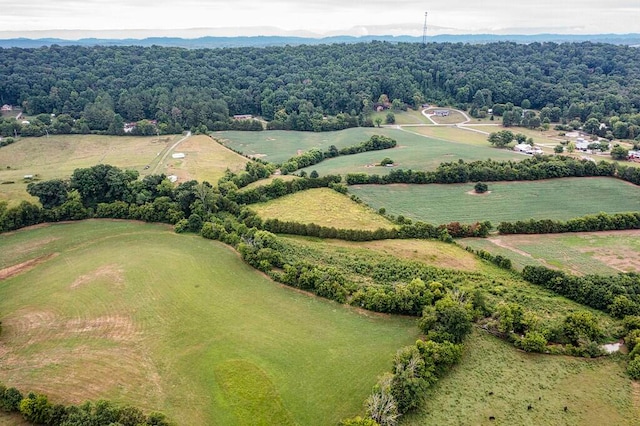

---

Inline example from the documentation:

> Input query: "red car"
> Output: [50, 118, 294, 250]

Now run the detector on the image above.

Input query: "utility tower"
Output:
[422, 12, 428, 45]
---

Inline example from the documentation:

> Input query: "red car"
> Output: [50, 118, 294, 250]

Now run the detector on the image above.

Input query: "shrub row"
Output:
[464, 246, 513, 270]
[232, 174, 342, 204]
[279, 135, 396, 174]
[0, 383, 170, 426]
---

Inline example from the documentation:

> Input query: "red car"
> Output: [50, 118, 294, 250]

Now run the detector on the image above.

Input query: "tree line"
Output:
[345, 155, 616, 185]
[1, 41, 638, 136]
[497, 211, 640, 235]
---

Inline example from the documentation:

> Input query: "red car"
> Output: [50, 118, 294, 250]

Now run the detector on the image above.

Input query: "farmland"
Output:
[403, 329, 639, 426]
[249, 187, 395, 231]
[0, 220, 420, 425]
[214, 128, 525, 176]
[0, 134, 182, 206]
[463, 229, 640, 275]
[349, 177, 640, 225]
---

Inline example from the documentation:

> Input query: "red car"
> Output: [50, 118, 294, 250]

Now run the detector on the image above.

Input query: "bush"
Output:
[518, 330, 548, 352]
[563, 311, 603, 345]
[627, 357, 640, 380]
[474, 182, 488, 193]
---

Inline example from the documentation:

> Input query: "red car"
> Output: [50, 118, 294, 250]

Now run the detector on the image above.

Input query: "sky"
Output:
[0, 0, 638, 38]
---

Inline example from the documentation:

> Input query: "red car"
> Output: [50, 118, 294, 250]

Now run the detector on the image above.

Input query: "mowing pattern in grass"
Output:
[214, 128, 524, 177]
[463, 230, 640, 275]
[0, 134, 181, 206]
[213, 128, 390, 164]
[165, 134, 248, 185]
[250, 188, 395, 231]
[350, 177, 640, 225]
[0, 220, 419, 425]
[403, 330, 638, 426]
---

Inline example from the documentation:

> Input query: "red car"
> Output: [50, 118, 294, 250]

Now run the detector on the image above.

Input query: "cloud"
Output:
[0, 0, 638, 34]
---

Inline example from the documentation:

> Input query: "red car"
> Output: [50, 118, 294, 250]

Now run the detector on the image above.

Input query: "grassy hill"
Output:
[0, 220, 419, 425]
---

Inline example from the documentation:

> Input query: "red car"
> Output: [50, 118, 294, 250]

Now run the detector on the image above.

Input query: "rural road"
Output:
[152, 131, 191, 174]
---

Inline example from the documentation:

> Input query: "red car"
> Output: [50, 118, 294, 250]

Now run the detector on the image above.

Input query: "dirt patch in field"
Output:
[580, 248, 640, 273]
[9, 236, 59, 256]
[466, 190, 492, 196]
[70, 264, 125, 289]
[0, 253, 58, 280]
[0, 308, 160, 408]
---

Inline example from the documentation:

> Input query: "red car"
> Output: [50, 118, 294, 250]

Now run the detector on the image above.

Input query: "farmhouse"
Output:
[123, 122, 137, 133]
[168, 175, 178, 183]
[514, 143, 543, 155]
[433, 109, 450, 117]
[628, 150, 640, 160]
[172, 153, 185, 159]
[1, 104, 12, 112]
[233, 114, 253, 120]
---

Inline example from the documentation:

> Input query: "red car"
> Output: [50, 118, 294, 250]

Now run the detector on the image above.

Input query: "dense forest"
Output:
[1, 42, 639, 135]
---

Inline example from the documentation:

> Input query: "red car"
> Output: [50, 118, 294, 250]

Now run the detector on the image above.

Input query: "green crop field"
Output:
[403, 329, 639, 426]
[349, 177, 640, 225]
[250, 188, 395, 231]
[463, 230, 640, 275]
[0, 134, 183, 206]
[213, 128, 392, 164]
[213, 128, 524, 176]
[0, 220, 419, 425]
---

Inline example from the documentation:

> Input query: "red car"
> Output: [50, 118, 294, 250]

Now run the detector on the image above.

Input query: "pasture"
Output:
[249, 188, 395, 231]
[404, 329, 639, 426]
[213, 128, 524, 177]
[349, 177, 640, 225]
[370, 109, 431, 125]
[0, 134, 182, 206]
[164, 135, 248, 185]
[463, 230, 640, 275]
[0, 220, 419, 425]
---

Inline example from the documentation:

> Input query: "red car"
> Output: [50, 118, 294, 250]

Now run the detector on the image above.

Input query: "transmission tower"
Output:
[422, 12, 428, 45]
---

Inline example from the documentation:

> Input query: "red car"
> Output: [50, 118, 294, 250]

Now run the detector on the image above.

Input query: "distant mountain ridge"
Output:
[1, 33, 640, 49]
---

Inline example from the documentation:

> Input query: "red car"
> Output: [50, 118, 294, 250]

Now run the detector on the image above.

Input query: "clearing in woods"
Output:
[0, 220, 419, 425]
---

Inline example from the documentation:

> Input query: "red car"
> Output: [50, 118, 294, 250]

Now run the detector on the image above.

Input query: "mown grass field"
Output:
[249, 188, 395, 231]
[403, 329, 639, 426]
[349, 177, 640, 225]
[213, 128, 389, 164]
[0, 134, 183, 206]
[463, 230, 640, 275]
[163, 135, 248, 185]
[213, 128, 524, 177]
[428, 109, 469, 125]
[370, 109, 431, 125]
[0, 220, 419, 425]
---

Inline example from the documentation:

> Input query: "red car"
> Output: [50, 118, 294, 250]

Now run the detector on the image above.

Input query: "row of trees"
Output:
[522, 265, 640, 317]
[497, 212, 640, 235]
[345, 155, 616, 185]
[1, 42, 639, 136]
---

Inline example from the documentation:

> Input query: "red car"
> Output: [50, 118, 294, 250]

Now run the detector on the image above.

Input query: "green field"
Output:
[0, 220, 419, 425]
[404, 329, 639, 426]
[213, 128, 524, 176]
[463, 230, 640, 275]
[349, 177, 640, 225]
[250, 188, 395, 231]
[0, 134, 183, 206]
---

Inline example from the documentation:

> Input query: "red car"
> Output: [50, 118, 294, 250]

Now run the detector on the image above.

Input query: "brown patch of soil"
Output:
[466, 190, 492, 196]
[70, 264, 125, 289]
[0, 253, 58, 281]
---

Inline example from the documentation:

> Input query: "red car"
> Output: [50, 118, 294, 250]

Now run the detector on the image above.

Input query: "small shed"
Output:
[433, 109, 450, 117]
[172, 153, 185, 159]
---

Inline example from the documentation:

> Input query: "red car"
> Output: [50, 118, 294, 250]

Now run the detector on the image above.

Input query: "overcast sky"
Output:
[0, 0, 638, 38]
